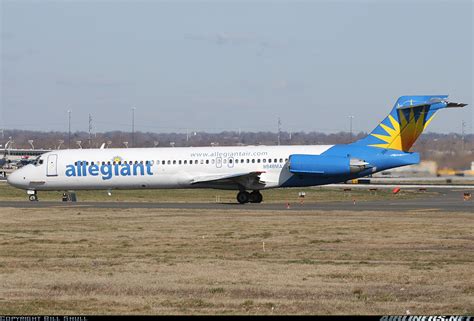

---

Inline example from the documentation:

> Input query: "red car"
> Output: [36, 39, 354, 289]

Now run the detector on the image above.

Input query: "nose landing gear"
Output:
[236, 190, 263, 204]
[27, 190, 38, 202]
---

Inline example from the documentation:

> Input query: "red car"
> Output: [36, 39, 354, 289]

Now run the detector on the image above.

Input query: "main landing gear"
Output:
[236, 190, 263, 204]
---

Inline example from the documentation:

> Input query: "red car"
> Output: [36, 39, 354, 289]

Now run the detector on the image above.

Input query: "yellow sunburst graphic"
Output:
[112, 156, 123, 163]
[369, 107, 434, 152]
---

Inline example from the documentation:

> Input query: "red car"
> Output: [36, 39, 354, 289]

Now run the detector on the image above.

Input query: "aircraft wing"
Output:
[191, 171, 266, 188]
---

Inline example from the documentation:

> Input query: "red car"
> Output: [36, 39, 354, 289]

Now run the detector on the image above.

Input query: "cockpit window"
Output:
[33, 156, 43, 166]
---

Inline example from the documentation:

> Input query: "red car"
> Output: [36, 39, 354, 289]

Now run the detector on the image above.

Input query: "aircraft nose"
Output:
[7, 168, 28, 189]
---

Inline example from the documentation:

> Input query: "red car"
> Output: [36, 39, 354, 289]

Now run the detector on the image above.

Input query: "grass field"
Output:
[0, 206, 472, 315]
[0, 181, 432, 203]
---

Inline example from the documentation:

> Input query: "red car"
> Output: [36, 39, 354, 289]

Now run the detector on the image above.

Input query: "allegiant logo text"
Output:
[65, 161, 154, 180]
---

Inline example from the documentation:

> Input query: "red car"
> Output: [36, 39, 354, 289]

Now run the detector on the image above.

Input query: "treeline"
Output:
[1, 129, 473, 169]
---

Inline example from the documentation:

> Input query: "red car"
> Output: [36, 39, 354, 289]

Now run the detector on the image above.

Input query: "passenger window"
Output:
[229, 159, 233, 164]
[211, 159, 215, 164]
[252, 159, 255, 163]
[206, 160, 209, 164]
[173, 160, 176, 165]
[274, 158, 277, 163]
[167, 160, 171, 165]
[39, 160, 44, 165]
[257, 159, 261, 163]
[179, 160, 182, 165]
[241, 159, 244, 163]
[279, 158, 283, 163]
[268, 159, 272, 163]
[162, 160, 165, 165]
[184, 160, 187, 165]
[247, 159, 250, 163]
[262, 159, 266, 163]
[223, 159, 227, 164]
[285, 158, 288, 162]
[189, 160, 193, 164]
[200, 160, 204, 164]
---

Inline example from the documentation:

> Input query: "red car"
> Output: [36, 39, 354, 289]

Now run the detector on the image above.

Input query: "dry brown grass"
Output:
[0, 207, 472, 315]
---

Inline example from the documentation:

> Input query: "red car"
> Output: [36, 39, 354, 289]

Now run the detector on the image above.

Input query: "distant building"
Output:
[1, 148, 51, 168]
[375, 160, 438, 177]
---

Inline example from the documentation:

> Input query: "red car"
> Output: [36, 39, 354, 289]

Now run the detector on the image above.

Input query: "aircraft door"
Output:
[47, 154, 58, 176]
[216, 157, 222, 168]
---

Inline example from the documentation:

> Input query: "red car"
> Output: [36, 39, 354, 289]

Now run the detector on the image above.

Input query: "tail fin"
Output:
[353, 95, 467, 152]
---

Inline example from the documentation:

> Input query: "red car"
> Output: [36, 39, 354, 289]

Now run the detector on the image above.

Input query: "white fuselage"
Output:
[8, 145, 334, 191]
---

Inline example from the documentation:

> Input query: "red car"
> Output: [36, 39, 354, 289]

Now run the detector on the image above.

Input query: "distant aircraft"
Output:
[7, 95, 467, 202]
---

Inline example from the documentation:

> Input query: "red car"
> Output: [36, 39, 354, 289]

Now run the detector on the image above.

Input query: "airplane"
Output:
[7, 95, 467, 203]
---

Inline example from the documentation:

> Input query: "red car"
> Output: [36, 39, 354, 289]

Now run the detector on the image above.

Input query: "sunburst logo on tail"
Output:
[369, 106, 435, 152]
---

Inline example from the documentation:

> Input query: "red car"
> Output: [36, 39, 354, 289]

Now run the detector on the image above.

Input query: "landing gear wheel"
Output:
[29, 194, 38, 202]
[237, 191, 250, 204]
[249, 191, 263, 203]
[62, 191, 78, 202]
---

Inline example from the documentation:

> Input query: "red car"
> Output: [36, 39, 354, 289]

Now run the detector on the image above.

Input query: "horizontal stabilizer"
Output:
[396, 98, 467, 110]
[446, 102, 468, 108]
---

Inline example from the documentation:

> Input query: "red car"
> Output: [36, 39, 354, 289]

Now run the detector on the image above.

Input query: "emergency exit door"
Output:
[47, 154, 58, 176]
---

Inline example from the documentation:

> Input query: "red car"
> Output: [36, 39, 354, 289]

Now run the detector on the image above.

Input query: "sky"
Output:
[1, 0, 473, 135]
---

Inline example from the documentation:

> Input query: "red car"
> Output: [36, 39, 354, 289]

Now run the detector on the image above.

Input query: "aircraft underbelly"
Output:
[41, 174, 187, 190]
